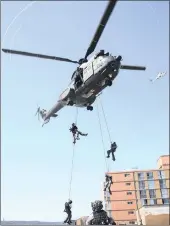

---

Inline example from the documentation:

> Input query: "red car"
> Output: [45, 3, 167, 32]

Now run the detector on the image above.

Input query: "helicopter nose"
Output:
[111, 59, 120, 69]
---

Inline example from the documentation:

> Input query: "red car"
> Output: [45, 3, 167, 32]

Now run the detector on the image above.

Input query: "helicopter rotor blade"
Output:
[2, 49, 79, 64]
[120, 65, 146, 71]
[84, 0, 118, 59]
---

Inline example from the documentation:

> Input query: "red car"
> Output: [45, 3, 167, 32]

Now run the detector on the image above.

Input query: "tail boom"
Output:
[44, 101, 65, 120]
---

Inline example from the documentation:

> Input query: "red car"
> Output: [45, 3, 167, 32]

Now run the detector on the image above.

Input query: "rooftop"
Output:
[1, 221, 76, 226]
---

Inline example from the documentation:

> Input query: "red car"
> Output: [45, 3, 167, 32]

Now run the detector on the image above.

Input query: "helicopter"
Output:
[149, 72, 167, 83]
[2, 0, 146, 123]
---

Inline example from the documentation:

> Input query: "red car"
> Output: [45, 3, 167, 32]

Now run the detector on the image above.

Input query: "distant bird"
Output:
[150, 72, 167, 83]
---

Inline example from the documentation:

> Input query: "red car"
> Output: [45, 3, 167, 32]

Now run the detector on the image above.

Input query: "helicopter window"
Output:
[87, 65, 91, 71]
[104, 52, 109, 56]
[84, 68, 87, 74]
[84, 64, 91, 74]
[94, 50, 105, 59]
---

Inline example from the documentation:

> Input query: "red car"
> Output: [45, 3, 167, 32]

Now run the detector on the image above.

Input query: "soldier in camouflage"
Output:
[104, 175, 113, 195]
[87, 200, 116, 225]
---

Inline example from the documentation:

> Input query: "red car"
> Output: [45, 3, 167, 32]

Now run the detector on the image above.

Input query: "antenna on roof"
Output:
[132, 166, 138, 169]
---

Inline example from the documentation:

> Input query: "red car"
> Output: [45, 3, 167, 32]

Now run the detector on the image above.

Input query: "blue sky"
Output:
[1, 0, 169, 222]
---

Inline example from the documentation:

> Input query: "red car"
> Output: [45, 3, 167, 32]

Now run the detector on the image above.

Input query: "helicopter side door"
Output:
[83, 63, 93, 82]
[93, 56, 105, 74]
[83, 56, 105, 82]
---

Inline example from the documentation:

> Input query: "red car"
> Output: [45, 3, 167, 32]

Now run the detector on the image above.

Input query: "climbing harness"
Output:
[68, 107, 78, 200]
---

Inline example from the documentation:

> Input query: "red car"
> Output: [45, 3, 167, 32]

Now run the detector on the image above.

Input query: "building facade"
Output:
[136, 204, 170, 225]
[102, 155, 170, 225]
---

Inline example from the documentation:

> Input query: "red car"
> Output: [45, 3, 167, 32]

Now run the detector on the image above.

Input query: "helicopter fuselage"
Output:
[44, 54, 121, 120]
[74, 54, 121, 107]
[2, 0, 146, 123]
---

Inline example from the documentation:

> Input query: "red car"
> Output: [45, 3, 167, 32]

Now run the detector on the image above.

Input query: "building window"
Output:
[128, 211, 134, 214]
[125, 173, 130, 177]
[148, 180, 155, 189]
[139, 181, 145, 189]
[129, 221, 135, 224]
[126, 182, 131, 186]
[141, 199, 148, 206]
[138, 172, 144, 180]
[149, 189, 156, 198]
[161, 189, 168, 198]
[127, 192, 132, 195]
[147, 172, 153, 180]
[139, 190, 147, 199]
[162, 198, 170, 204]
[150, 199, 157, 205]
[159, 179, 167, 189]
[158, 171, 165, 179]
[127, 201, 133, 204]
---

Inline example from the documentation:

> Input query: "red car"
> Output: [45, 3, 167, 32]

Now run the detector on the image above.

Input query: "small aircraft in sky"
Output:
[149, 72, 167, 83]
[2, 0, 146, 126]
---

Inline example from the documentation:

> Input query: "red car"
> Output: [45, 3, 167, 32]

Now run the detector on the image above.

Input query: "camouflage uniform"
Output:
[88, 200, 116, 225]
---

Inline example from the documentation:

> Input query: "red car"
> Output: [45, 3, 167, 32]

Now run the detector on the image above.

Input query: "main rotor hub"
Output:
[78, 58, 88, 65]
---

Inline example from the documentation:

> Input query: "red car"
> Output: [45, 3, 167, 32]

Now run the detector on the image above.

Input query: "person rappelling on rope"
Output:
[35, 107, 58, 127]
[63, 199, 72, 225]
[104, 175, 113, 195]
[69, 123, 88, 144]
[106, 142, 117, 161]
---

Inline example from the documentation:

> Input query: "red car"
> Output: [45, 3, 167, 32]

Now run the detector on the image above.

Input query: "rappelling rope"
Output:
[98, 96, 113, 172]
[98, 96, 112, 144]
[96, 98, 109, 172]
[68, 107, 78, 199]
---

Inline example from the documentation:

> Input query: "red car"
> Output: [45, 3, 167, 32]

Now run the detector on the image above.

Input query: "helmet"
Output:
[68, 199, 72, 204]
[93, 200, 103, 211]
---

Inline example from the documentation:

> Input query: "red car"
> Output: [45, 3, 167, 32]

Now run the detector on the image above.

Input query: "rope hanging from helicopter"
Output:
[98, 96, 112, 144]
[96, 95, 113, 173]
[96, 98, 109, 172]
[68, 107, 78, 200]
[99, 96, 113, 172]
